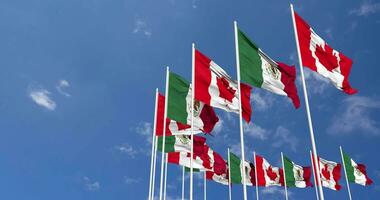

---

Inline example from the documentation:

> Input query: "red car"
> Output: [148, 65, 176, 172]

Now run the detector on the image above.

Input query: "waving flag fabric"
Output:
[294, 12, 357, 95]
[194, 49, 252, 122]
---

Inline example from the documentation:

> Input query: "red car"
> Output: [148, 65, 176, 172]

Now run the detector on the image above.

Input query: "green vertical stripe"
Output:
[343, 152, 356, 182]
[167, 72, 190, 124]
[157, 136, 176, 153]
[283, 155, 296, 187]
[238, 29, 264, 88]
[229, 152, 242, 184]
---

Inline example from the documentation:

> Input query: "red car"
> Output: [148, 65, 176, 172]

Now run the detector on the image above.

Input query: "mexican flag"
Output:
[342, 151, 373, 186]
[194, 49, 252, 122]
[156, 93, 202, 136]
[237, 28, 300, 108]
[293, 11, 357, 95]
[168, 152, 206, 170]
[229, 152, 256, 186]
[283, 155, 312, 188]
[166, 73, 219, 134]
[157, 135, 206, 156]
[314, 156, 342, 191]
[256, 154, 284, 187]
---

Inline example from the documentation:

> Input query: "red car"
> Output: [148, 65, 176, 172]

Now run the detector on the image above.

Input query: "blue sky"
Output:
[0, 0, 379, 199]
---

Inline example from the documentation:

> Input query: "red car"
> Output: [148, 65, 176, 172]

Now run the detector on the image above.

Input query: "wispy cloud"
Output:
[328, 96, 380, 135]
[56, 79, 71, 97]
[29, 88, 56, 111]
[301, 69, 330, 95]
[251, 91, 275, 111]
[191, 0, 198, 9]
[83, 176, 100, 191]
[272, 126, 299, 152]
[261, 187, 292, 197]
[114, 143, 138, 158]
[324, 28, 333, 39]
[349, 1, 380, 16]
[136, 122, 153, 143]
[244, 123, 269, 140]
[124, 177, 141, 184]
[133, 19, 152, 37]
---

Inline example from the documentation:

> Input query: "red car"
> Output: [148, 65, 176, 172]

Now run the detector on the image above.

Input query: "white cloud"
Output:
[251, 92, 272, 111]
[56, 79, 71, 97]
[133, 19, 152, 37]
[136, 122, 153, 143]
[124, 177, 141, 184]
[272, 126, 299, 152]
[261, 187, 292, 197]
[213, 119, 223, 135]
[29, 88, 56, 111]
[83, 176, 100, 191]
[301, 69, 330, 95]
[191, 0, 198, 9]
[328, 96, 380, 135]
[350, 1, 380, 16]
[115, 143, 138, 158]
[244, 123, 269, 140]
[324, 28, 333, 39]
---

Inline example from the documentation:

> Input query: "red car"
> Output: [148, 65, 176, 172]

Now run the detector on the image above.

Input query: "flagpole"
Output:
[234, 20, 248, 200]
[204, 171, 207, 200]
[182, 166, 185, 200]
[164, 154, 168, 200]
[290, 4, 324, 200]
[152, 135, 158, 200]
[253, 151, 259, 200]
[159, 67, 170, 200]
[340, 146, 353, 200]
[190, 43, 195, 200]
[148, 89, 159, 200]
[228, 148, 232, 200]
[281, 152, 289, 200]
[310, 151, 320, 200]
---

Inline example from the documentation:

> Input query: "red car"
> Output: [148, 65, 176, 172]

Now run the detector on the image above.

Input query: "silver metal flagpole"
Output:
[253, 151, 259, 200]
[204, 171, 207, 200]
[159, 67, 170, 200]
[290, 4, 325, 200]
[340, 146, 353, 200]
[281, 152, 289, 200]
[182, 166, 185, 200]
[233, 20, 248, 200]
[310, 151, 320, 200]
[148, 89, 159, 200]
[151, 135, 158, 200]
[228, 148, 232, 200]
[164, 154, 168, 200]
[190, 43, 195, 200]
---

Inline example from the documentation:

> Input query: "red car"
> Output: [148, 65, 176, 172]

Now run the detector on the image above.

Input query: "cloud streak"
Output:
[56, 79, 71, 97]
[328, 96, 380, 135]
[350, 1, 380, 16]
[132, 19, 152, 37]
[83, 176, 100, 191]
[29, 88, 56, 111]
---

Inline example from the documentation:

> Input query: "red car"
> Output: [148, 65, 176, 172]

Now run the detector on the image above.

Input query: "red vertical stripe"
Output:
[255, 154, 266, 186]
[240, 83, 252, 122]
[167, 152, 180, 165]
[155, 94, 165, 136]
[277, 62, 300, 109]
[195, 49, 212, 105]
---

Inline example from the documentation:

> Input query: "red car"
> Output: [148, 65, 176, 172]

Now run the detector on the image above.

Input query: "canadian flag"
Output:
[313, 156, 342, 191]
[294, 11, 357, 95]
[255, 154, 284, 187]
[195, 49, 252, 122]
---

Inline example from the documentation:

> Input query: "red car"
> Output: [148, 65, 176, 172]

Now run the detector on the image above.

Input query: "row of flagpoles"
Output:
[146, 4, 371, 200]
